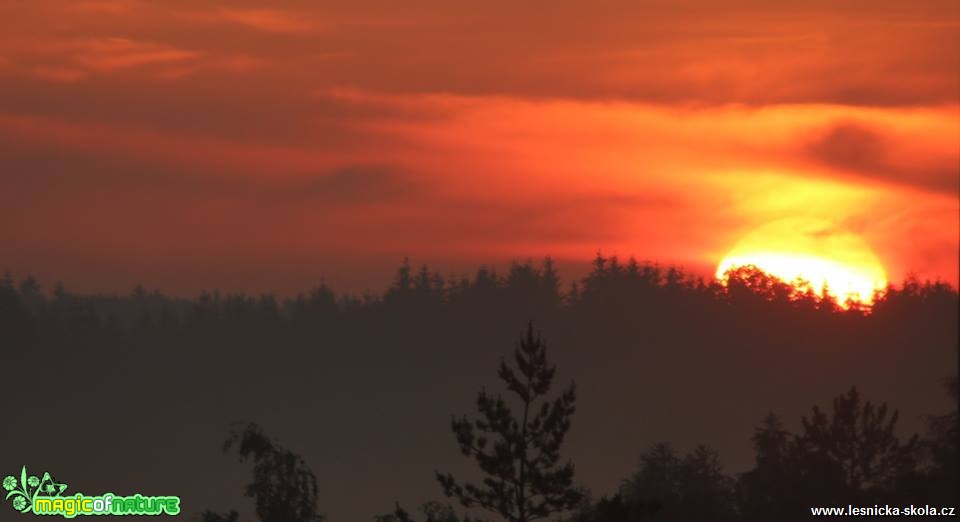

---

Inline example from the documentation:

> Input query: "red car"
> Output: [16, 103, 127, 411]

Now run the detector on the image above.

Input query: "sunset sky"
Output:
[1, 0, 957, 295]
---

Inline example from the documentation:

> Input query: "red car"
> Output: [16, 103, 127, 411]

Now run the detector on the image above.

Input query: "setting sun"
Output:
[716, 218, 889, 305]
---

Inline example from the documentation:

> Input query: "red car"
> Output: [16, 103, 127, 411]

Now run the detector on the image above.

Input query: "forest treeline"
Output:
[1, 256, 957, 521]
[1, 255, 957, 351]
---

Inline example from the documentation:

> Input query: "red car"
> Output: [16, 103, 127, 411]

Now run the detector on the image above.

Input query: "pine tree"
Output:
[798, 387, 919, 498]
[436, 322, 581, 522]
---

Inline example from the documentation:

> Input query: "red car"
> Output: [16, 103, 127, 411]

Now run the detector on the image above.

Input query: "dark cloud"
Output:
[384, 192, 680, 247]
[0, 73, 374, 147]
[805, 121, 958, 195]
[285, 165, 416, 204]
[0, 135, 414, 206]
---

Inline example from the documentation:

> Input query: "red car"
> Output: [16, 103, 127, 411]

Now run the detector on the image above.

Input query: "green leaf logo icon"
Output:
[3, 467, 68, 514]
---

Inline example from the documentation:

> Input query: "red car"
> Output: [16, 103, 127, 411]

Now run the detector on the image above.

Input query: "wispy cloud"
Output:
[216, 8, 317, 34]
[68, 0, 143, 15]
[70, 37, 199, 72]
[31, 65, 86, 83]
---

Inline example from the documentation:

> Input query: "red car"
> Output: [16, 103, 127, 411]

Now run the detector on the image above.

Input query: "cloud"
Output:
[216, 8, 317, 34]
[3, 0, 957, 105]
[0, 112, 362, 178]
[808, 123, 885, 169]
[289, 165, 415, 204]
[68, 0, 143, 15]
[31, 66, 86, 83]
[0, 36, 201, 82]
[805, 121, 959, 195]
[70, 37, 199, 72]
[0, 134, 413, 208]
[0, 0, 956, 293]
[415, 193, 680, 248]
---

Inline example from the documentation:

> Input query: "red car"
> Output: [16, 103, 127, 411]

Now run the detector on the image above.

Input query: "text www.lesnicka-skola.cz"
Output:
[810, 505, 956, 517]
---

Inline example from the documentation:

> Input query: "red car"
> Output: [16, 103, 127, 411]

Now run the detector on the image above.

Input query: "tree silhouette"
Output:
[377, 501, 473, 522]
[621, 443, 735, 522]
[0, 273, 36, 354]
[202, 422, 324, 522]
[570, 493, 640, 522]
[737, 414, 798, 521]
[919, 377, 958, 503]
[436, 322, 581, 522]
[798, 386, 918, 500]
[2, 261, 957, 521]
[738, 387, 922, 519]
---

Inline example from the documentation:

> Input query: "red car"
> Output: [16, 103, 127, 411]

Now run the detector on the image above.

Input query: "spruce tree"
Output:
[436, 322, 581, 522]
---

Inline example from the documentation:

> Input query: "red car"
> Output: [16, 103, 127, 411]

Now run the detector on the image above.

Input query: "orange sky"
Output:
[0, 0, 957, 294]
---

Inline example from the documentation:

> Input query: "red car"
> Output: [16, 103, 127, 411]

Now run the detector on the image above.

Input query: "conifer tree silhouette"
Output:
[436, 322, 581, 522]
[798, 386, 918, 497]
[738, 387, 922, 518]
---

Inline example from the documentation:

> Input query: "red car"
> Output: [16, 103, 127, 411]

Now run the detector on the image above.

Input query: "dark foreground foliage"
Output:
[211, 382, 956, 522]
[203, 329, 955, 522]
[202, 423, 324, 522]
[2, 256, 956, 520]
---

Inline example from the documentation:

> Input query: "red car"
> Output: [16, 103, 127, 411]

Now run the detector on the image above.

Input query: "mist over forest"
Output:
[1, 256, 957, 521]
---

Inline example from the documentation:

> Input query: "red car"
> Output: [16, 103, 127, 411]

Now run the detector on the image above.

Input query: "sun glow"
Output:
[716, 218, 888, 305]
